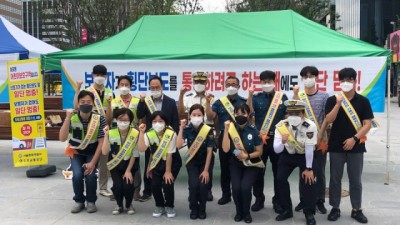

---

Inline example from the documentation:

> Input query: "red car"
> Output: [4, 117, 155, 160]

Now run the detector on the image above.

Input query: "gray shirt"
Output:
[306, 90, 329, 126]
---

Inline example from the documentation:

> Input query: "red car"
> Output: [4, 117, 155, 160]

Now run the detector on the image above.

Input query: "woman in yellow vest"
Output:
[102, 108, 139, 215]
[222, 103, 263, 223]
[137, 111, 180, 218]
[111, 75, 142, 201]
[176, 104, 214, 220]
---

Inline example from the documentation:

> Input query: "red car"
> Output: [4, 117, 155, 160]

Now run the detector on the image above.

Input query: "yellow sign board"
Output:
[7, 58, 48, 167]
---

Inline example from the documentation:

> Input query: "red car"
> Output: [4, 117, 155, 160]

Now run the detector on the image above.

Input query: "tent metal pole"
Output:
[385, 67, 391, 185]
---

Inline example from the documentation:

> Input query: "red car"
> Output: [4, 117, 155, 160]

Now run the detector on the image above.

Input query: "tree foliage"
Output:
[225, 0, 338, 28]
[43, 0, 203, 50]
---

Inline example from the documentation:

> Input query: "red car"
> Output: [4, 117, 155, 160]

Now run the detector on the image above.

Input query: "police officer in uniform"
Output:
[178, 72, 215, 201]
[205, 76, 247, 205]
[247, 70, 287, 212]
[177, 104, 215, 220]
[222, 103, 263, 223]
[273, 100, 317, 225]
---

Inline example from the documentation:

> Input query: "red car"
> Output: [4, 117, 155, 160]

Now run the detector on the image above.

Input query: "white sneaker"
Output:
[99, 189, 113, 197]
[165, 207, 176, 218]
[127, 205, 136, 215]
[112, 205, 123, 215]
[153, 207, 165, 217]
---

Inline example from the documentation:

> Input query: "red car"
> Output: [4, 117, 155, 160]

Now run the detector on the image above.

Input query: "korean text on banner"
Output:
[7, 58, 48, 167]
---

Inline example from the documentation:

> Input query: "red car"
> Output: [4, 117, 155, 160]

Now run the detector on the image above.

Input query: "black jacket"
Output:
[137, 94, 179, 133]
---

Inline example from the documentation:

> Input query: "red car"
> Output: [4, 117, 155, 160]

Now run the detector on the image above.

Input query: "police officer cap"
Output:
[192, 72, 209, 81]
[284, 100, 306, 111]
[260, 70, 276, 81]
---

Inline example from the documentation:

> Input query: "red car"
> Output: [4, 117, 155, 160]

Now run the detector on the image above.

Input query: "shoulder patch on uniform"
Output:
[302, 121, 310, 128]
[306, 132, 314, 139]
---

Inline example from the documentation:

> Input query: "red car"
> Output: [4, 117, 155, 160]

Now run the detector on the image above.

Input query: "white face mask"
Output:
[152, 122, 165, 133]
[117, 121, 130, 130]
[190, 116, 203, 127]
[303, 77, 316, 88]
[94, 76, 106, 85]
[119, 87, 130, 95]
[151, 90, 162, 99]
[193, 84, 206, 93]
[226, 86, 238, 96]
[288, 116, 302, 127]
[340, 82, 354, 92]
[262, 83, 275, 93]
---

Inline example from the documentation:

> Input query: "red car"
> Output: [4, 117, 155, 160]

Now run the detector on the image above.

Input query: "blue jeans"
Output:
[70, 153, 98, 203]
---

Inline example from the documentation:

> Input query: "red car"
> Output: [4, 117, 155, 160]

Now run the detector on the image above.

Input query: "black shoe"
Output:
[316, 200, 327, 214]
[351, 209, 368, 223]
[190, 210, 198, 220]
[234, 214, 243, 222]
[207, 191, 214, 201]
[275, 210, 293, 221]
[251, 197, 265, 212]
[305, 213, 316, 225]
[198, 210, 207, 219]
[218, 196, 231, 205]
[138, 194, 151, 202]
[244, 214, 252, 223]
[273, 202, 284, 214]
[295, 201, 304, 212]
[327, 208, 341, 221]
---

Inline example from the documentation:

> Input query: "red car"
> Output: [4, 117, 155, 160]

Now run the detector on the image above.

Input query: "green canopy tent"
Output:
[42, 10, 389, 70]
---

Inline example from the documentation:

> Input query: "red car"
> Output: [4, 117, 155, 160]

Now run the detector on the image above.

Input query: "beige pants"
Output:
[98, 153, 108, 190]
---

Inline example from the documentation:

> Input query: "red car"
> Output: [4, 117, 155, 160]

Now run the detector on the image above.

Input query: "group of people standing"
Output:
[59, 64, 374, 225]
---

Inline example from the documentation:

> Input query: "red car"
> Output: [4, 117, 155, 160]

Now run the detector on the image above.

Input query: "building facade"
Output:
[334, 0, 400, 46]
[23, 0, 70, 48]
[0, 0, 22, 28]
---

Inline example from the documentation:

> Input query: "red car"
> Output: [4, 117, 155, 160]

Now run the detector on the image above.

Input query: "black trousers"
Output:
[143, 150, 182, 196]
[187, 160, 209, 212]
[143, 150, 152, 196]
[151, 159, 180, 208]
[299, 150, 327, 202]
[230, 162, 259, 216]
[110, 160, 138, 208]
[253, 136, 280, 202]
[218, 134, 231, 198]
[277, 152, 316, 214]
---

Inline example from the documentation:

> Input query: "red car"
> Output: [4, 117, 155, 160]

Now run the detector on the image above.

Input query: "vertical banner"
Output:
[7, 58, 48, 167]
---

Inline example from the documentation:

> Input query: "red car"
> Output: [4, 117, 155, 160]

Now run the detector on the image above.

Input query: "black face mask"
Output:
[80, 104, 93, 114]
[235, 115, 248, 126]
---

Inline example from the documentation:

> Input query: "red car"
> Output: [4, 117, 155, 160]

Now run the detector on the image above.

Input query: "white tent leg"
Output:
[385, 68, 391, 185]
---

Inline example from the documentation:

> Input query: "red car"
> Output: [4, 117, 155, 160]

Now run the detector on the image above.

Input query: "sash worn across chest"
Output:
[275, 121, 305, 154]
[145, 96, 157, 114]
[107, 128, 139, 170]
[298, 91, 328, 150]
[148, 129, 174, 171]
[183, 125, 211, 165]
[87, 86, 105, 116]
[72, 114, 100, 150]
[228, 123, 265, 168]
[336, 92, 379, 143]
[220, 97, 236, 122]
[260, 91, 284, 134]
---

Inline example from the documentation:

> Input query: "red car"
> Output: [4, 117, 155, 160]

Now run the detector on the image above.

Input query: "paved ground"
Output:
[0, 102, 399, 225]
